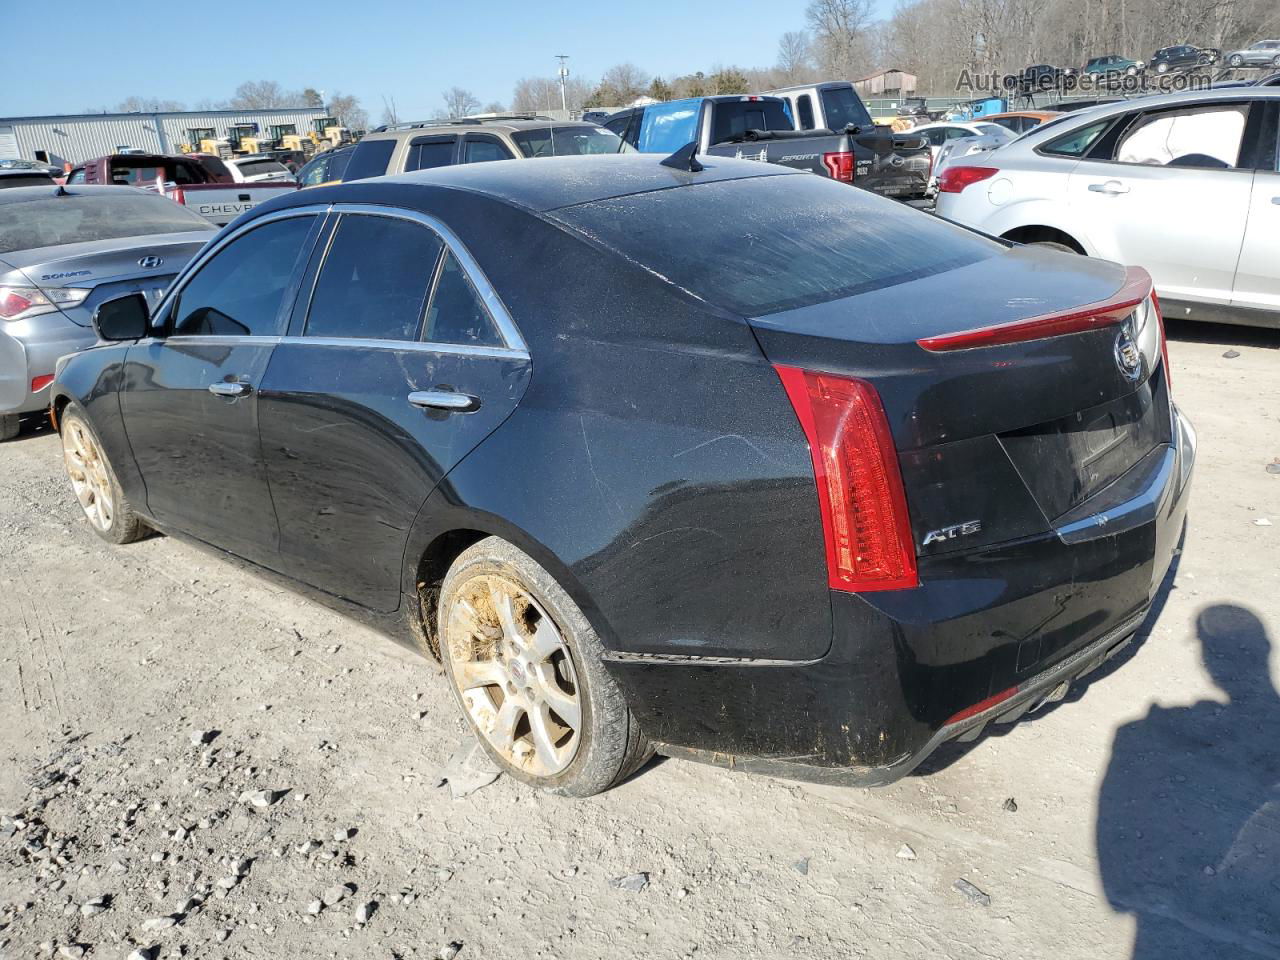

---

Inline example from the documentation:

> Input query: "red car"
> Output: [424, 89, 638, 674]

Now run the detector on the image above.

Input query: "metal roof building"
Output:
[0, 107, 334, 166]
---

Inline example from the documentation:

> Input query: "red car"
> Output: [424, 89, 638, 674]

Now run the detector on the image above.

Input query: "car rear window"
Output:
[550, 174, 1001, 316]
[237, 158, 291, 178]
[343, 138, 396, 181]
[819, 86, 874, 130]
[0, 192, 215, 254]
[0, 173, 54, 189]
[709, 100, 794, 144]
[511, 126, 630, 158]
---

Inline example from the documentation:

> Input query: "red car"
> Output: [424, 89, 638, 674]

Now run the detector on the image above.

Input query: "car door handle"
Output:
[208, 381, 252, 398]
[407, 390, 480, 412]
[1088, 180, 1130, 195]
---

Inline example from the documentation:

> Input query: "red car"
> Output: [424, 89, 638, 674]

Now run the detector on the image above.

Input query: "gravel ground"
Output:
[1, 320, 1277, 960]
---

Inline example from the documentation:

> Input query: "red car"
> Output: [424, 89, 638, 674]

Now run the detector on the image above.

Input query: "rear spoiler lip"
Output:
[917, 265, 1152, 352]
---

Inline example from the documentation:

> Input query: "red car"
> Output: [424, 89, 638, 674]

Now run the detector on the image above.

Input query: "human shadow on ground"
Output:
[1097, 603, 1280, 959]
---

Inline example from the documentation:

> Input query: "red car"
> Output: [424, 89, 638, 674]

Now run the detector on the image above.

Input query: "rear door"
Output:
[460, 134, 515, 164]
[257, 206, 531, 611]
[120, 211, 323, 562]
[1067, 100, 1255, 304]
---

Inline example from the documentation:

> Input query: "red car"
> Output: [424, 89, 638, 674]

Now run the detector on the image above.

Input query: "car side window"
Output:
[424, 251, 504, 348]
[1041, 119, 1110, 157]
[305, 215, 444, 341]
[298, 156, 328, 186]
[406, 138, 456, 171]
[796, 95, 816, 131]
[171, 216, 315, 338]
[1114, 104, 1248, 169]
[343, 139, 396, 181]
[462, 137, 514, 164]
[66, 169, 86, 184]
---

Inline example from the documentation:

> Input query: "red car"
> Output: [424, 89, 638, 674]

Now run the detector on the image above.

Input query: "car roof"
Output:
[0, 183, 152, 206]
[1036, 85, 1280, 119]
[285, 153, 800, 215]
[985, 110, 1061, 121]
[362, 118, 598, 141]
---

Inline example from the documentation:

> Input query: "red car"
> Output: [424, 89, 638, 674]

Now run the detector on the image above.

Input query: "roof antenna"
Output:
[54, 184, 71, 196]
[660, 141, 703, 173]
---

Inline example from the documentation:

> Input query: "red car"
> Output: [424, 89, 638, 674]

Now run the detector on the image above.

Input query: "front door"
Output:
[258, 209, 530, 611]
[120, 213, 322, 562]
[1067, 101, 1254, 305]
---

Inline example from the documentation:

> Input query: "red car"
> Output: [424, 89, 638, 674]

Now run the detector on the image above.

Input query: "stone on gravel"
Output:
[128, 948, 156, 960]
[56, 946, 85, 959]
[1002, 797, 1018, 812]
[322, 883, 351, 906]
[792, 858, 809, 876]
[233, 857, 252, 875]
[953, 878, 991, 906]
[613, 872, 650, 893]
[438, 742, 500, 799]
[1267, 461, 1280, 475]
[306, 899, 323, 915]
[216, 875, 239, 890]
[334, 827, 356, 841]
[240, 789, 283, 808]
[79, 895, 109, 915]
[1223, 349, 1241, 359]
[189, 730, 216, 746]
[296, 839, 322, 855]
[439, 942, 463, 960]
[896, 844, 917, 861]
[141, 916, 178, 931]
[355, 900, 375, 924]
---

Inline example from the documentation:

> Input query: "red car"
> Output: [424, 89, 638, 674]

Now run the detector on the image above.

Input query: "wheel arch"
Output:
[1000, 223, 1088, 254]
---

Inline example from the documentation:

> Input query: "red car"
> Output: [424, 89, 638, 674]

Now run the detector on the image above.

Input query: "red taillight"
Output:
[918, 265, 1153, 351]
[822, 150, 855, 183]
[1152, 291, 1171, 393]
[0, 289, 35, 319]
[774, 366, 918, 593]
[31, 374, 54, 392]
[946, 685, 1017, 725]
[937, 165, 998, 194]
[170, 187, 186, 205]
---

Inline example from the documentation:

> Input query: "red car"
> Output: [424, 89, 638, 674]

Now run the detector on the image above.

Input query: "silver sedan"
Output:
[0, 185, 216, 440]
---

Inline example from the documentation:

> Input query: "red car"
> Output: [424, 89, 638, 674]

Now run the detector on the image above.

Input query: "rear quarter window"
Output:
[343, 139, 396, 181]
[550, 174, 1001, 316]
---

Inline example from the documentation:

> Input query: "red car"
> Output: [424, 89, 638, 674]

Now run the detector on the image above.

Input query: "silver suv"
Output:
[341, 115, 631, 181]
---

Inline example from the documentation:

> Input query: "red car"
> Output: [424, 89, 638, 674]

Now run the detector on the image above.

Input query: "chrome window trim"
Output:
[326, 202, 527, 353]
[278, 336, 528, 360]
[150, 204, 334, 328]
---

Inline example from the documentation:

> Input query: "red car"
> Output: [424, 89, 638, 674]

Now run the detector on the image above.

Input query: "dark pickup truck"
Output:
[605, 94, 929, 200]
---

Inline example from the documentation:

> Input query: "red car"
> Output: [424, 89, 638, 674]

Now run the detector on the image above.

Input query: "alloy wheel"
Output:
[62, 419, 114, 532]
[445, 574, 582, 777]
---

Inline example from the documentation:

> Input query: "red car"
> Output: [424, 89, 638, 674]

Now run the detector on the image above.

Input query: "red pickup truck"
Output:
[65, 153, 297, 225]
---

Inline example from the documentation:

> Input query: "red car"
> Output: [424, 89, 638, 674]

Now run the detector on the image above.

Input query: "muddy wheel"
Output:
[438, 536, 651, 797]
[0, 414, 18, 442]
[60, 404, 147, 544]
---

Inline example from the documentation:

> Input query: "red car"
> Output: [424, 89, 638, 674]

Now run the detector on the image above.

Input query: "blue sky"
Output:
[5, 0, 892, 121]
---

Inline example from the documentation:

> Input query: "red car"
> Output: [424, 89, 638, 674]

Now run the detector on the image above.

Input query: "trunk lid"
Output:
[1, 230, 213, 326]
[749, 246, 1172, 555]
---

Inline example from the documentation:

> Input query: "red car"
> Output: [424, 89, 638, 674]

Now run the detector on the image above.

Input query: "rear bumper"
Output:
[605, 404, 1196, 785]
[0, 312, 96, 416]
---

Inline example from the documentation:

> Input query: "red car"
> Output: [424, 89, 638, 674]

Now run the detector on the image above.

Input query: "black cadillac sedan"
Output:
[51, 154, 1194, 796]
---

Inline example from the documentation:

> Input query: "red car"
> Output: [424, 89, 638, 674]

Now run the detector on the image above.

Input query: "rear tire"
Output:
[1229, 55, 1244, 68]
[438, 536, 651, 797]
[0, 414, 18, 442]
[60, 403, 148, 544]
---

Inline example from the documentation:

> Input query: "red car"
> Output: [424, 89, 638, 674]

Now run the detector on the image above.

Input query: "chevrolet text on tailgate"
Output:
[65, 154, 298, 226]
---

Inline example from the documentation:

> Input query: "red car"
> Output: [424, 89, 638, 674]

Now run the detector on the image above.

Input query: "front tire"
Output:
[438, 536, 651, 797]
[60, 404, 148, 544]
[1157, 62, 1170, 74]
[1031, 240, 1080, 255]
[1229, 55, 1244, 68]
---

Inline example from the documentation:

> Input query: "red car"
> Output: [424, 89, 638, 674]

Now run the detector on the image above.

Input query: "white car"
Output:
[934, 88, 1280, 327]
[911, 121, 1014, 169]
[227, 154, 296, 183]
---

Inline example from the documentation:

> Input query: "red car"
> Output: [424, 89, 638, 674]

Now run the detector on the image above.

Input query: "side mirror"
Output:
[93, 292, 151, 342]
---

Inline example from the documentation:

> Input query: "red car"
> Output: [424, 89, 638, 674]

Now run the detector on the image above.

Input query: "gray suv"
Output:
[1226, 40, 1280, 69]
[341, 115, 631, 181]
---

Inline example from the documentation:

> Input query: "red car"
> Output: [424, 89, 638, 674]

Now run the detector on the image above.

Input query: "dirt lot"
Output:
[1, 320, 1277, 960]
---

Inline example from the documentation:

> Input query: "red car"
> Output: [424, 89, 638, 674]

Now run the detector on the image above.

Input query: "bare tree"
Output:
[230, 80, 301, 109]
[777, 31, 815, 83]
[115, 96, 186, 113]
[480, 101, 507, 114]
[807, 0, 876, 77]
[441, 87, 481, 119]
[328, 92, 368, 132]
[592, 63, 650, 105]
[301, 88, 324, 108]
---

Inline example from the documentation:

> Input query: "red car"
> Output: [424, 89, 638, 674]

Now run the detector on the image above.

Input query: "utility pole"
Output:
[556, 55, 570, 114]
